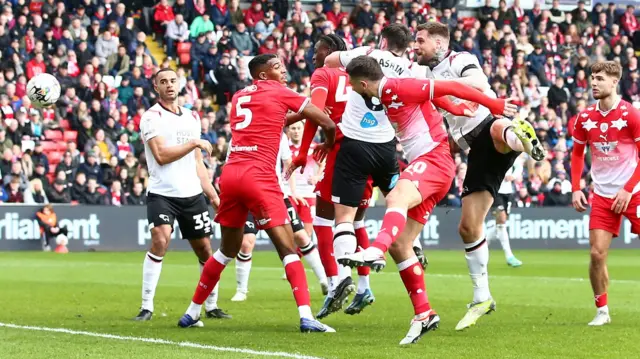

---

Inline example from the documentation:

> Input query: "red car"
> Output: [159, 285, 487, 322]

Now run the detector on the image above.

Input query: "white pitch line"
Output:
[0, 323, 326, 359]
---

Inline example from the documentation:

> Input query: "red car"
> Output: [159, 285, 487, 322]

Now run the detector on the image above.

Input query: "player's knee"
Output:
[590, 246, 608, 264]
[150, 228, 170, 254]
[458, 221, 482, 241]
[388, 240, 410, 262]
[384, 188, 405, 208]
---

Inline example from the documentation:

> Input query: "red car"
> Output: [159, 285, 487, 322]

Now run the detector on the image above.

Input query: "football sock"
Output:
[200, 260, 219, 311]
[413, 236, 422, 250]
[299, 240, 328, 286]
[465, 238, 491, 303]
[372, 208, 408, 253]
[235, 252, 252, 294]
[496, 224, 514, 259]
[333, 222, 357, 282]
[141, 252, 163, 312]
[595, 293, 608, 311]
[314, 217, 338, 281]
[354, 220, 371, 279]
[187, 250, 232, 319]
[283, 254, 312, 319]
[398, 256, 431, 315]
[504, 127, 526, 152]
[357, 275, 370, 294]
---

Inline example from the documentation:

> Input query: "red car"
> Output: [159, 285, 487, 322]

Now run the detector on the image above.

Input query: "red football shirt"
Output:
[378, 77, 448, 162]
[227, 80, 309, 169]
[572, 99, 640, 198]
[310, 67, 349, 140]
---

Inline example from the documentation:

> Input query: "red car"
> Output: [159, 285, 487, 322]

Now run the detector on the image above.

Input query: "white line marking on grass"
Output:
[0, 323, 326, 359]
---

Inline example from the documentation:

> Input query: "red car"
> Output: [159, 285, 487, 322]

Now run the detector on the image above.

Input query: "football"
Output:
[55, 234, 68, 246]
[27, 73, 61, 108]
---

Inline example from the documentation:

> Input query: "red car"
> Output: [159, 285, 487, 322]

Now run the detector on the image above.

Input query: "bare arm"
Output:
[324, 52, 342, 68]
[146, 136, 211, 166]
[286, 113, 305, 125]
[195, 150, 220, 209]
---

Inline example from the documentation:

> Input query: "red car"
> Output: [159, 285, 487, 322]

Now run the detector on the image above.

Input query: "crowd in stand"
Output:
[0, 0, 637, 208]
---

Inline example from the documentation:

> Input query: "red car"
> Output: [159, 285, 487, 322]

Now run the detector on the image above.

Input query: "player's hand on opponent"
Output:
[323, 106, 333, 116]
[313, 143, 331, 163]
[308, 176, 320, 186]
[611, 189, 632, 214]
[291, 195, 309, 207]
[572, 191, 588, 212]
[500, 97, 519, 118]
[285, 155, 307, 180]
[192, 139, 213, 155]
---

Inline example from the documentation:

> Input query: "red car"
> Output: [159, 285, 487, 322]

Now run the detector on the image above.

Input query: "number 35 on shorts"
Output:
[193, 211, 212, 233]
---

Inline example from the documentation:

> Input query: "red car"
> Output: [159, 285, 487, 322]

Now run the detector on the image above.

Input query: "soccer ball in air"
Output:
[27, 73, 61, 108]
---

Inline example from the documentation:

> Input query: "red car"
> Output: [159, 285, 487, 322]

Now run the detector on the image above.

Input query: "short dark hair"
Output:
[248, 54, 277, 79]
[416, 22, 450, 39]
[381, 23, 412, 52]
[318, 34, 347, 52]
[153, 68, 176, 84]
[345, 56, 383, 81]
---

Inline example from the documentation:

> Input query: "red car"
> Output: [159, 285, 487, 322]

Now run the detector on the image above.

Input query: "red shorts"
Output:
[590, 193, 640, 237]
[215, 164, 289, 230]
[403, 147, 455, 225]
[315, 141, 373, 209]
[290, 196, 316, 223]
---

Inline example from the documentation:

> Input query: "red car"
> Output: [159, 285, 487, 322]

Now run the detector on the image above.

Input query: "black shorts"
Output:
[492, 193, 514, 214]
[147, 192, 212, 240]
[332, 136, 399, 207]
[243, 198, 305, 235]
[462, 117, 520, 199]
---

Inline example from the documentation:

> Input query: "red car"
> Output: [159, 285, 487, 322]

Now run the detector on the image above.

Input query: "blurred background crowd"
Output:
[0, 0, 637, 208]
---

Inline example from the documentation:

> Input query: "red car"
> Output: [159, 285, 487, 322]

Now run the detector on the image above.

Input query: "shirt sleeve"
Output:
[279, 87, 310, 114]
[338, 46, 371, 67]
[625, 106, 640, 142]
[450, 52, 482, 78]
[572, 113, 588, 145]
[310, 68, 330, 95]
[385, 78, 435, 105]
[139, 111, 160, 143]
[279, 134, 292, 161]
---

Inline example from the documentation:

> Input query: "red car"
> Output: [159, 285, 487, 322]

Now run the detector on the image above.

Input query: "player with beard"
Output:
[134, 68, 231, 322]
[178, 54, 336, 332]
[337, 56, 517, 344]
[286, 34, 377, 318]
[413, 22, 546, 331]
[571, 61, 640, 326]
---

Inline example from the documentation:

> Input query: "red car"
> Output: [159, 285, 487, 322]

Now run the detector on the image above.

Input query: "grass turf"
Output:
[1, 250, 640, 359]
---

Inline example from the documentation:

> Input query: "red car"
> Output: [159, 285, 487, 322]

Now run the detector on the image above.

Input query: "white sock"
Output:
[199, 261, 219, 311]
[505, 128, 525, 152]
[357, 275, 370, 294]
[328, 275, 338, 292]
[598, 305, 609, 314]
[186, 301, 202, 319]
[141, 252, 163, 312]
[235, 252, 252, 293]
[496, 224, 514, 260]
[298, 305, 313, 319]
[464, 238, 491, 303]
[333, 222, 356, 282]
[299, 240, 328, 285]
[412, 236, 422, 249]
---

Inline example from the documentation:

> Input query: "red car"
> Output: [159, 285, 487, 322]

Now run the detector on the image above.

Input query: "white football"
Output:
[27, 73, 61, 108]
[55, 234, 68, 246]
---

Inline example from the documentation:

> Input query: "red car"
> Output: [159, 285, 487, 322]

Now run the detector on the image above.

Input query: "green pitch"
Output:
[1, 250, 640, 359]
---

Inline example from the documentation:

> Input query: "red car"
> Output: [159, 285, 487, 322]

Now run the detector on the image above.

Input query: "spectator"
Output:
[544, 180, 570, 206]
[244, 1, 265, 29]
[47, 178, 71, 204]
[55, 151, 78, 185]
[165, 14, 190, 58]
[81, 176, 107, 205]
[190, 13, 214, 39]
[104, 45, 130, 77]
[231, 23, 254, 56]
[36, 204, 69, 251]
[95, 31, 119, 65]
[211, 0, 232, 30]
[0, 128, 13, 153]
[126, 181, 147, 205]
[24, 178, 48, 204]
[70, 171, 87, 202]
[78, 151, 103, 184]
[5, 177, 24, 203]
[3, 161, 28, 192]
[107, 180, 124, 206]
[327, 2, 349, 29]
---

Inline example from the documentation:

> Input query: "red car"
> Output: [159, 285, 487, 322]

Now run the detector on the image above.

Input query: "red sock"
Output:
[192, 255, 227, 304]
[398, 258, 431, 315]
[354, 222, 370, 276]
[595, 292, 607, 308]
[372, 208, 408, 253]
[284, 255, 311, 307]
[314, 224, 338, 277]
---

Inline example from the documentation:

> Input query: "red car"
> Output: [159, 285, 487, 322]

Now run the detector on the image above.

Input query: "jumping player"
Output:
[230, 132, 328, 302]
[135, 68, 230, 322]
[413, 22, 546, 331]
[286, 34, 376, 319]
[337, 56, 517, 344]
[177, 54, 336, 332]
[571, 61, 640, 326]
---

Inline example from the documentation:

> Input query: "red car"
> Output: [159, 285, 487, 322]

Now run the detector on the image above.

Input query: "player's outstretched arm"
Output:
[431, 80, 517, 117]
[146, 136, 212, 166]
[450, 67, 491, 92]
[570, 142, 588, 212]
[324, 52, 342, 68]
[301, 103, 335, 161]
[432, 97, 475, 117]
[195, 149, 220, 209]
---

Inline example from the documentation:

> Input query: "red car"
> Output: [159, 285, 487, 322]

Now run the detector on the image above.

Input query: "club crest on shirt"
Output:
[600, 123, 608, 132]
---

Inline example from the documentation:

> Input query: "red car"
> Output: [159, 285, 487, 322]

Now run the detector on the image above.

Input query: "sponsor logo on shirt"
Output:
[230, 145, 259, 152]
[360, 112, 378, 128]
[257, 218, 271, 226]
